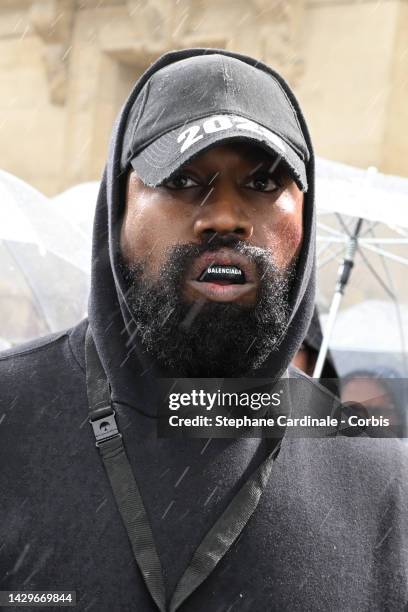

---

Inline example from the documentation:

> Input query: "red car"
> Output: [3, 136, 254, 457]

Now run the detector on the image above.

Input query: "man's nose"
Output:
[193, 185, 253, 240]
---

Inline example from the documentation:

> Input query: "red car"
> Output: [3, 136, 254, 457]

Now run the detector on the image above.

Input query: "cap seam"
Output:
[221, 55, 230, 102]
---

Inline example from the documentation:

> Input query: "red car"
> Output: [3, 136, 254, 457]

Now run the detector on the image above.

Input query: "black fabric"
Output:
[120, 54, 309, 191]
[1, 324, 408, 610]
[86, 326, 166, 611]
[168, 437, 281, 612]
[1, 47, 408, 612]
[96, 433, 167, 612]
[86, 324, 282, 611]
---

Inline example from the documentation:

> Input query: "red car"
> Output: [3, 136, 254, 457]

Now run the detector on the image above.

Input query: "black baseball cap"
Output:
[121, 53, 310, 191]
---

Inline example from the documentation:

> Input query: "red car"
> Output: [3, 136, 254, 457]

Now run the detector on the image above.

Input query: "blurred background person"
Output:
[341, 367, 407, 439]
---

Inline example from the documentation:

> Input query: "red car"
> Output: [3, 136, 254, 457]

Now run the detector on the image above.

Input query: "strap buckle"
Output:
[89, 408, 121, 447]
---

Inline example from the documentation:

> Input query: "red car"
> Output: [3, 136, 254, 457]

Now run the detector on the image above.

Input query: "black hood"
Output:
[87, 48, 316, 415]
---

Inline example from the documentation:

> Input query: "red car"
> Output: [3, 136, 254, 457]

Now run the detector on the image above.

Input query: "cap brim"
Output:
[129, 115, 308, 192]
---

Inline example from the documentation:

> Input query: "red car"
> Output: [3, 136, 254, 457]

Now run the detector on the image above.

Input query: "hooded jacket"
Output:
[1, 49, 408, 612]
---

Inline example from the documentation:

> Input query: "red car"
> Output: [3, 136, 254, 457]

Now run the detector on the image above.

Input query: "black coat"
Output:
[1, 320, 408, 610]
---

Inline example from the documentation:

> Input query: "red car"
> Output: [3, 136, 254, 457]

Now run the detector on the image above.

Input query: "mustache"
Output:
[162, 234, 275, 277]
[120, 235, 284, 304]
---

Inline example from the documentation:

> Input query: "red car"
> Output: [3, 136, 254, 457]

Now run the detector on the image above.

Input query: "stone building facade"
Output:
[0, 0, 407, 195]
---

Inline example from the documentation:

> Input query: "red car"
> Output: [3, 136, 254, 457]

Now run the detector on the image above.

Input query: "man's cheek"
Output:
[256, 225, 298, 272]
[120, 230, 145, 267]
[273, 189, 304, 267]
[273, 219, 303, 270]
[120, 215, 156, 269]
[285, 222, 303, 265]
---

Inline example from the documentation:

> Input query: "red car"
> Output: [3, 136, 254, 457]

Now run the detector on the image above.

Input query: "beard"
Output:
[118, 236, 295, 377]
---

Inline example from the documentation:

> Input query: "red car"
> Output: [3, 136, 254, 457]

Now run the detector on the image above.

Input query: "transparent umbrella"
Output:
[0, 170, 92, 345]
[315, 158, 408, 377]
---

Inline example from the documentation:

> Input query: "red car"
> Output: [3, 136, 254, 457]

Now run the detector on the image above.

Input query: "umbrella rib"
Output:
[359, 243, 408, 266]
[359, 238, 408, 244]
[316, 217, 378, 261]
[335, 213, 379, 239]
[356, 246, 396, 300]
[317, 236, 408, 245]
[317, 245, 346, 270]
[335, 212, 354, 237]
[316, 237, 346, 243]
[316, 221, 347, 238]
[392, 226, 408, 238]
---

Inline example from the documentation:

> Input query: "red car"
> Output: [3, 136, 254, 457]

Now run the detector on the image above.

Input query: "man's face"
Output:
[119, 142, 304, 376]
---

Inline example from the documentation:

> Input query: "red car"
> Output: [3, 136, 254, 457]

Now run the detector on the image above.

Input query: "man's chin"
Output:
[132, 298, 286, 377]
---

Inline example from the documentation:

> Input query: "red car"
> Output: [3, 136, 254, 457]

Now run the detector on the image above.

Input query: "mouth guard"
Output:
[198, 265, 246, 284]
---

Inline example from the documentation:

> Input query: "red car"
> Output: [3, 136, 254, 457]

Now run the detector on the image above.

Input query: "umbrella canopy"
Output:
[315, 158, 408, 376]
[321, 300, 408, 353]
[316, 158, 408, 229]
[0, 170, 91, 345]
[0, 170, 92, 273]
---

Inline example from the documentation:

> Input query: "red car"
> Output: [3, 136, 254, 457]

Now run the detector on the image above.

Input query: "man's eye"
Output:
[164, 174, 200, 189]
[245, 173, 281, 192]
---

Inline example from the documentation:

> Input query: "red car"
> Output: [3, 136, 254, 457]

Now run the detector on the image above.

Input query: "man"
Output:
[1, 49, 407, 611]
